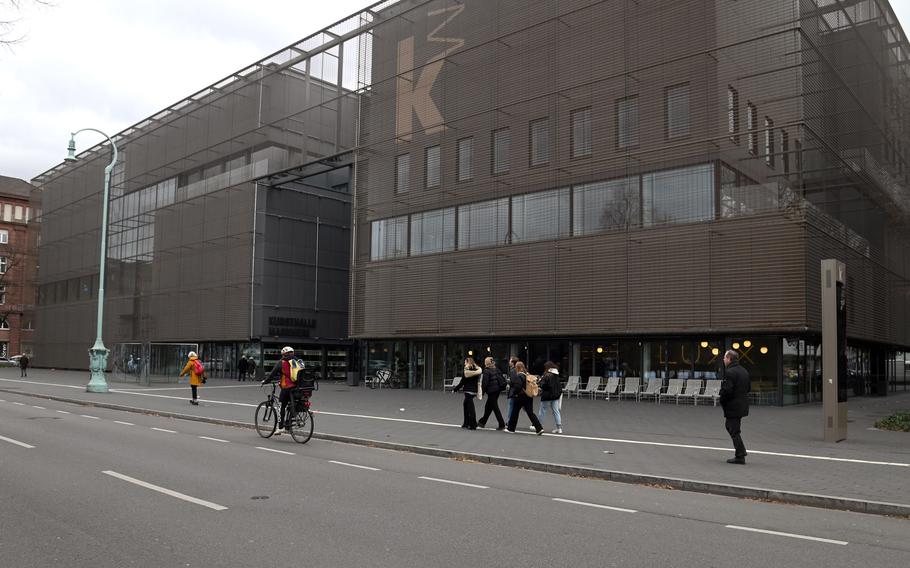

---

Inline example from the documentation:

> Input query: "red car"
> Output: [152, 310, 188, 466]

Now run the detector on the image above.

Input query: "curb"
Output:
[4, 388, 909, 519]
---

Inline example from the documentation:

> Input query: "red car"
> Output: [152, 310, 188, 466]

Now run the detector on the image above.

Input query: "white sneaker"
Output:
[529, 425, 536, 431]
[552, 428, 563, 434]
[275, 428, 286, 435]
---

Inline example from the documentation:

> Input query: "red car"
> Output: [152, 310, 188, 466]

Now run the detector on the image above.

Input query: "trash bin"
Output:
[346, 371, 359, 387]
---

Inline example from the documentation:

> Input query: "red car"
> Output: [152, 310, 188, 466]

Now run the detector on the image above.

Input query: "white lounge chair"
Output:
[578, 376, 601, 399]
[444, 376, 462, 392]
[619, 377, 640, 400]
[676, 379, 703, 405]
[695, 379, 722, 406]
[658, 379, 684, 404]
[596, 376, 620, 400]
[638, 378, 662, 402]
[563, 375, 581, 398]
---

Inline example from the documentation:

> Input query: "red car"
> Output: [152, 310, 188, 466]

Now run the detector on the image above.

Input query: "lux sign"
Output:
[396, 4, 465, 141]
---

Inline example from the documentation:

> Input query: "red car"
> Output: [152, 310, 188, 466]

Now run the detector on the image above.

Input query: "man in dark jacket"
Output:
[720, 350, 751, 464]
[19, 354, 29, 377]
[477, 357, 506, 430]
[537, 361, 563, 433]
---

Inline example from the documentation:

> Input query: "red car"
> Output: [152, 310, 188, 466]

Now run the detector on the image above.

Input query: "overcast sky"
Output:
[2, 0, 910, 182]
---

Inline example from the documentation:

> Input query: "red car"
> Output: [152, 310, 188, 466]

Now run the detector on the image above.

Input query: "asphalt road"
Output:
[1, 391, 907, 568]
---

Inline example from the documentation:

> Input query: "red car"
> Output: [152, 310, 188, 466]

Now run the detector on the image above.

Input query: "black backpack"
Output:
[497, 369, 507, 391]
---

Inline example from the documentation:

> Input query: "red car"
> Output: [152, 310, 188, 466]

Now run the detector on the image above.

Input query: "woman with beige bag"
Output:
[453, 356, 481, 429]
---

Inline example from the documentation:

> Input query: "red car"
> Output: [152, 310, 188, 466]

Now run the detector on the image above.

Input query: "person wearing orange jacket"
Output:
[179, 351, 206, 406]
[262, 346, 297, 434]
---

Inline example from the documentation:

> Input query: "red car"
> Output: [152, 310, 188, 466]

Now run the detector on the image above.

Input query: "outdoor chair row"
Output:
[563, 376, 722, 406]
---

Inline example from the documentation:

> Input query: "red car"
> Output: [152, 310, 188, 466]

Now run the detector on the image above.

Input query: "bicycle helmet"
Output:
[281, 346, 294, 354]
[188, 351, 197, 358]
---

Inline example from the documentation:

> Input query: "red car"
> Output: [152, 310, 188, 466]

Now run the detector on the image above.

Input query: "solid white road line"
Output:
[31, 406, 45, 410]
[80, 415, 100, 420]
[726, 525, 848, 546]
[418, 476, 488, 489]
[0, 399, 5, 402]
[102, 470, 228, 511]
[151, 427, 177, 434]
[199, 436, 229, 443]
[0, 434, 35, 449]
[114, 421, 134, 426]
[329, 460, 380, 471]
[552, 498, 637, 514]
[56, 410, 71, 415]
[255, 446, 295, 455]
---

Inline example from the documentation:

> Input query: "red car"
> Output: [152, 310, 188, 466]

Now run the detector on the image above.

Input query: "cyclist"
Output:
[262, 346, 298, 434]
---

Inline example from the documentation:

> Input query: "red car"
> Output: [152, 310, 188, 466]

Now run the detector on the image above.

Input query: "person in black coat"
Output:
[537, 361, 563, 433]
[453, 357, 481, 429]
[720, 350, 751, 464]
[506, 361, 544, 435]
[477, 356, 506, 430]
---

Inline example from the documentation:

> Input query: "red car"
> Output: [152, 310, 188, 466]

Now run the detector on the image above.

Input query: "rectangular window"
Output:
[573, 177, 641, 235]
[2, 205, 10, 222]
[795, 139, 803, 176]
[571, 108, 592, 158]
[530, 118, 550, 166]
[457, 198, 510, 250]
[747, 103, 758, 155]
[617, 96, 639, 148]
[13, 206, 23, 220]
[0, 285, 6, 305]
[666, 83, 690, 139]
[0, 230, 7, 244]
[765, 117, 775, 168]
[410, 208, 456, 256]
[370, 216, 409, 261]
[425, 146, 441, 188]
[780, 129, 790, 175]
[512, 188, 571, 244]
[728, 86, 740, 144]
[0, 256, 6, 274]
[642, 164, 715, 226]
[457, 137, 474, 181]
[395, 154, 410, 194]
[493, 128, 511, 174]
[0, 321, 8, 331]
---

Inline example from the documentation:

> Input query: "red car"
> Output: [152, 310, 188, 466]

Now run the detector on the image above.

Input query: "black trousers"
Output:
[461, 393, 477, 429]
[478, 391, 505, 428]
[725, 417, 747, 457]
[191, 385, 198, 400]
[507, 394, 542, 432]
[279, 387, 292, 428]
[20, 367, 27, 377]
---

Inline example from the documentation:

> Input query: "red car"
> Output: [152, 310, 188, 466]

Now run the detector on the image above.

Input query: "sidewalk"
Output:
[2, 368, 908, 517]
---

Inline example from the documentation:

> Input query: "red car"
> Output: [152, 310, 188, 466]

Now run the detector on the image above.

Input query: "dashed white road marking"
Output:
[56, 410, 71, 415]
[0, 434, 34, 449]
[31, 406, 45, 410]
[418, 476, 488, 489]
[12, 402, 25, 406]
[199, 436, 229, 443]
[552, 497, 637, 514]
[726, 525, 847, 546]
[114, 421, 134, 426]
[329, 460, 380, 471]
[151, 427, 177, 434]
[102, 471, 228, 511]
[80, 415, 100, 420]
[256, 446, 295, 455]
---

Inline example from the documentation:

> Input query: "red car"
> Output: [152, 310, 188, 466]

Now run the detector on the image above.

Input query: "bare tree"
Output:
[1, 1, 54, 50]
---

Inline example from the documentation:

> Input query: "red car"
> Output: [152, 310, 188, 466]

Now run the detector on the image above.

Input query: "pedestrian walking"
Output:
[179, 351, 206, 406]
[720, 349, 751, 464]
[18, 354, 29, 377]
[237, 355, 248, 381]
[247, 357, 257, 381]
[506, 356, 518, 426]
[453, 357, 481, 429]
[537, 361, 563, 433]
[477, 356, 506, 430]
[506, 361, 544, 434]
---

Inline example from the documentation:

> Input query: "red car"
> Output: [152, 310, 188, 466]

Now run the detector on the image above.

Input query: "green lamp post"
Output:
[65, 129, 118, 393]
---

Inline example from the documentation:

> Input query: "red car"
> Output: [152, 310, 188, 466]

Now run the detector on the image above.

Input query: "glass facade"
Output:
[642, 164, 714, 226]
[511, 188, 570, 244]
[410, 208, 455, 256]
[457, 198, 509, 250]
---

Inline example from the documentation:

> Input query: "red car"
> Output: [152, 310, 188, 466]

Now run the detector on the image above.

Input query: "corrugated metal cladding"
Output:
[351, 0, 910, 349]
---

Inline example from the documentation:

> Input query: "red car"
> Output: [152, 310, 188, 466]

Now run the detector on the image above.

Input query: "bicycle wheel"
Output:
[255, 401, 277, 438]
[288, 410, 314, 444]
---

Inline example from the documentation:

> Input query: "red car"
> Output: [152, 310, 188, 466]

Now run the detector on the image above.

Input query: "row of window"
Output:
[727, 86, 800, 173]
[394, 84, 693, 193]
[0, 204, 30, 224]
[372, 163, 715, 261]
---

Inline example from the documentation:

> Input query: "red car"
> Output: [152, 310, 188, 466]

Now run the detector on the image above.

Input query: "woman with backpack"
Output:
[506, 361, 544, 435]
[453, 357, 481, 429]
[477, 356, 506, 430]
[179, 351, 206, 405]
[537, 361, 563, 434]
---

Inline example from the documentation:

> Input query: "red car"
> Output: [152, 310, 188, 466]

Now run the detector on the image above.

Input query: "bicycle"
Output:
[367, 368, 402, 389]
[255, 381, 317, 444]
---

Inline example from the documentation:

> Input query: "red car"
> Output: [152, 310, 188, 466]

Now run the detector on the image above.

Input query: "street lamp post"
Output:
[65, 129, 118, 393]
